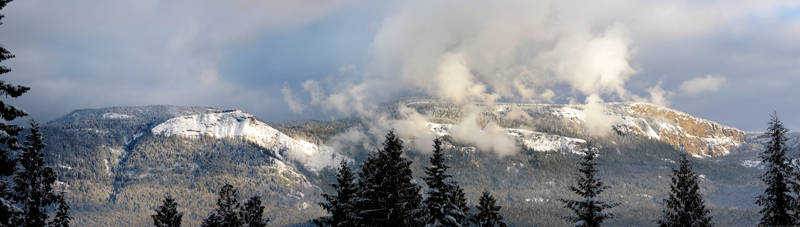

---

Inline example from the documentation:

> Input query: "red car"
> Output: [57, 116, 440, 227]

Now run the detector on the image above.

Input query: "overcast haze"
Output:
[3, 0, 800, 131]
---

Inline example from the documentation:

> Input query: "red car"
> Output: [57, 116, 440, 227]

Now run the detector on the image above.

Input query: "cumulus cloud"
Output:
[328, 127, 374, 154]
[302, 80, 372, 116]
[281, 87, 304, 113]
[8, 0, 798, 133]
[646, 82, 672, 107]
[450, 108, 519, 157]
[389, 106, 438, 153]
[679, 75, 727, 95]
[429, 53, 499, 104]
[582, 94, 618, 137]
[4, 0, 353, 120]
[295, 0, 799, 150]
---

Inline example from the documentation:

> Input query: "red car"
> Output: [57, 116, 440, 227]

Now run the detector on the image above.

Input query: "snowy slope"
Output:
[426, 122, 587, 154]
[401, 99, 746, 157]
[151, 110, 347, 172]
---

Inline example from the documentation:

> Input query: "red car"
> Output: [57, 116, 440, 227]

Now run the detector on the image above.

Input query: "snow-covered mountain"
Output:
[40, 102, 774, 226]
[400, 99, 746, 157]
[427, 122, 588, 154]
[151, 110, 348, 172]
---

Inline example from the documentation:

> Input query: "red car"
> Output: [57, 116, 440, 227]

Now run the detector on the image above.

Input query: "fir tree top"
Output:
[14, 121, 60, 227]
[657, 153, 712, 227]
[202, 183, 242, 227]
[152, 194, 182, 227]
[756, 112, 795, 225]
[356, 130, 424, 226]
[561, 147, 618, 227]
[316, 161, 359, 226]
[241, 196, 269, 227]
[0, 0, 30, 177]
[472, 190, 506, 227]
[424, 138, 468, 226]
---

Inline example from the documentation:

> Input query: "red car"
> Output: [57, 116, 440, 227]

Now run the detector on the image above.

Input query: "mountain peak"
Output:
[150, 110, 348, 172]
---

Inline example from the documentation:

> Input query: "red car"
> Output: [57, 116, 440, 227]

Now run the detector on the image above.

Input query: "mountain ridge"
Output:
[39, 101, 773, 226]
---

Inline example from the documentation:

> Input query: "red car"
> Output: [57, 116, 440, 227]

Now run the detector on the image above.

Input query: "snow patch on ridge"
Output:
[103, 113, 134, 120]
[425, 122, 587, 154]
[508, 129, 588, 154]
[554, 107, 585, 122]
[151, 110, 347, 172]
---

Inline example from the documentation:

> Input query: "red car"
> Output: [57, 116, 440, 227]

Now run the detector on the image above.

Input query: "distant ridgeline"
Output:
[41, 101, 793, 226]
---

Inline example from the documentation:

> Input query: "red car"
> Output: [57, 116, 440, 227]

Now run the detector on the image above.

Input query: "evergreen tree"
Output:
[356, 130, 424, 226]
[49, 193, 70, 227]
[202, 183, 242, 227]
[14, 121, 61, 227]
[241, 196, 269, 227]
[560, 148, 618, 227]
[152, 194, 182, 227]
[755, 113, 795, 225]
[0, 0, 29, 177]
[0, 0, 31, 225]
[657, 153, 712, 227]
[423, 138, 468, 226]
[315, 161, 359, 226]
[448, 184, 469, 225]
[470, 190, 505, 227]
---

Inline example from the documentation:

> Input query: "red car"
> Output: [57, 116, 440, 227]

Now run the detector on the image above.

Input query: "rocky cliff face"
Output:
[626, 103, 746, 157]
[397, 99, 746, 157]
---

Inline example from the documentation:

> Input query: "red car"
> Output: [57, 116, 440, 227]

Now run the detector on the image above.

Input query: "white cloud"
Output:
[582, 94, 618, 137]
[281, 87, 304, 113]
[4, 0, 353, 120]
[296, 0, 797, 148]
[679, 75, 727, 95]
[450, 108, 518, 157]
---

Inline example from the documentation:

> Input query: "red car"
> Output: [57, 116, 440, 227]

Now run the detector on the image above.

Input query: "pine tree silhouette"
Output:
[0, 0, 31, 225]
[0, 0, 29, 177]
[657, 153, 712, 227]
[50, 193, 71, 227]
[470, 190, 506, 227]
[423, 138, 468, 226]
[241, 196, 269, 227]
[355, 130, 424, 226]
[560, 147, 618, 227]
[14, 121, 62, 227]
[152, 194, 182, 227]
[755, 112, 796, 225]
[315, 161, 359, 226]
[202, 183, 243, 227]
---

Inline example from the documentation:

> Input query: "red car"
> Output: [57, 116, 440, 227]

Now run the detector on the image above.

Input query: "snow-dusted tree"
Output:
[423, 138, 468, 226]
[448, 183, 469, 225]
[202, 183, 243, 227]
[0, 0, 31, 225]
[756, 113, 796, 225]
[152, 194, 182, 227]
[356, 130, 424, 226]
[0, 0, 28, 177]
[315, 161, 359, 226]
[241, 196, 269, 227]
[50, 193, 70, 227]
[470, 190, 505, 227]
[560, 147, 618, 227]
[14, 121, 63, 227]
[657, 153, 712, 227]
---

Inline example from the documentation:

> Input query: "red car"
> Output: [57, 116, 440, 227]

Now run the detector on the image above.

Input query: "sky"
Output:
[2, 0, 800, 131]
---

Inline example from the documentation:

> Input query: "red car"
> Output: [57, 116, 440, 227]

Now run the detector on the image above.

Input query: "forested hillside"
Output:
[40, 103, 790, 226]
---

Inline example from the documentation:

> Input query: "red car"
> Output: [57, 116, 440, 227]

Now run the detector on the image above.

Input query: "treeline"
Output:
[151, 127, 720, 226]
[0, 0, 72, 226]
